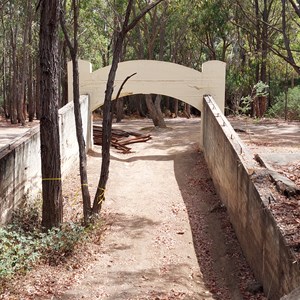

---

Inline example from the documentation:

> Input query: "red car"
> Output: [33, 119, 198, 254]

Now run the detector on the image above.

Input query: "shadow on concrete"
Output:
[57, 263, 208, 300]
[173, 149, 260, 300]
[102, 212, 161, 244]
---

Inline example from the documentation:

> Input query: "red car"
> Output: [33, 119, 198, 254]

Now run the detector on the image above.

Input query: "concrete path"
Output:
[57, 118, 214, 299]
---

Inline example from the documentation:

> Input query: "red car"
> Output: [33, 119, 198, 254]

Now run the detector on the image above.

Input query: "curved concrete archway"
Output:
[68, 59, 226, 148]
[68, 59, 226, 113]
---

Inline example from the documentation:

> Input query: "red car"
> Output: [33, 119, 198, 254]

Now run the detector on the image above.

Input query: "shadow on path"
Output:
[174, 149, 265, 300]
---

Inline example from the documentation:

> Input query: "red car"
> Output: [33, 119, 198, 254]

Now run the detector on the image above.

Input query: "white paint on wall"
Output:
[68, 59, 226, 114]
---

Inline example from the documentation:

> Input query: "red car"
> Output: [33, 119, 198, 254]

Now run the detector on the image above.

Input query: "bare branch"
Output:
[288, 0, 300, 17]
[115, 72, 137, 101]
[125, 0, 165, 34]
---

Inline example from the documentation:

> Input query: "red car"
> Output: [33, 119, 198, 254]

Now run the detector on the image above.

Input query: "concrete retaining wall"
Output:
[202, 95, 300, 300]
[0, 95, 90, 224]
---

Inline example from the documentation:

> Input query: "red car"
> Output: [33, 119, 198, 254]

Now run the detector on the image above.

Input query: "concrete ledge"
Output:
[0, 96, 90, 224]
[202, 95, 300, 299]
[281, 286, 300, 299]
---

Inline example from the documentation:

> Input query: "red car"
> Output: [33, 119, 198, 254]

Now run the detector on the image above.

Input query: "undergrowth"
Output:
[267, 86, 300, 120]
[0, 202, 86, 286]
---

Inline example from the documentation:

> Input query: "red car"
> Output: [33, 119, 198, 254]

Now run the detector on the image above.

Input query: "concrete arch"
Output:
[68, 59, 226, 113]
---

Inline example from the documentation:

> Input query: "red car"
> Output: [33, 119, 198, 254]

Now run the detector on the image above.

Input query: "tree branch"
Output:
[288, 0, 300, 18]
[115, 72, 137, 101]
[125, 0, 165, 34]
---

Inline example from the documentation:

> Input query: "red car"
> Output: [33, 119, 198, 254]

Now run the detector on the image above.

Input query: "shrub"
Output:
[0, 226, 40, 278]
[39, 223, 85, 265]
[0, 202, 86, 280]
[267, 86, 300, 120]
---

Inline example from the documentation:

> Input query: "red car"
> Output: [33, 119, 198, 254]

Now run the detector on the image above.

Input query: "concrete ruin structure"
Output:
[1, 59, 300, 299]
[68, 59, 226, 147]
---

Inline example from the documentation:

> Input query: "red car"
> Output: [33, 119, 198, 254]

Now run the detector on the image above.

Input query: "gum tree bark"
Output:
[60, 0, 92, 224]
[39, 0, 63, 230]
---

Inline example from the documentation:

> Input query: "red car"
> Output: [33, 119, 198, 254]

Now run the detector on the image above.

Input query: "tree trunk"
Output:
[115, 99, 124, 122]
[254, 0, 261, 83]
[184, 103, 191, 119]
[71, 56, 92, 223]
[39, 0, 63, 230]
[154, 94, 166, 127]
[35, 63, 41, 120]
[28, 17, 35, 122]
[145, 94, 166, 127]
[10, 28, 18, 124]
[61, 40, 68, 106]
[92, 0, 165, 215]
[136, 94, 146, 117]
[92, 31, 123, 214]
[28, 47, 35, 122]
[173, 99, 178, 118]
[61, 0, 92, 224]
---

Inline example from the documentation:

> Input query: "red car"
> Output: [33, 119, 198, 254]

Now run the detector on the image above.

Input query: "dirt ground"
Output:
[2, 116, 299, 300]
[58, 118, 266, 300]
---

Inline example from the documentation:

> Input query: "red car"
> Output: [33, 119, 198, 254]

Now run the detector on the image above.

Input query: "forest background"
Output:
[0, 0, 300, 124]
[1, 0, 300, 288]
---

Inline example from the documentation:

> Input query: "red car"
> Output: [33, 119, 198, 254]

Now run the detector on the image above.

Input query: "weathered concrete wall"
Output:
[0, 96, 90, 224]
[59, 96, 90, 176]
[202, 95, 300, 300]
[0, 127, 41, 223]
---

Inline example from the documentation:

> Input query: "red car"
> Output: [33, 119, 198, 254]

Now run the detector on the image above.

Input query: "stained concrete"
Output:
[202, 96, 300, 300]
[0, 96, 90, 224]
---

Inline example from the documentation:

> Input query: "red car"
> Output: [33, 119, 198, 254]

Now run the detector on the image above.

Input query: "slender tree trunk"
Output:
[261, 0, 268, 83]
[39, 0, 63, 230]
[18, 27, 30, 126]
[28, 44, 35, 121]
[28, 18, 35, 122]
[136, 94, 146, 117]
[254, 0, 261, 83]
[115, 99, 124, 122]
[184, 103, 191, 119]
[92, 0, 165, 215]
[71, 56, 92, 223]
[10, 28, 17, 124]
[92, 31, 124, 214]
[61, 0, 92, 224]
[61, 40, 68, 106]
[35, 63, 41, 120]
[173, 99, 178, 117]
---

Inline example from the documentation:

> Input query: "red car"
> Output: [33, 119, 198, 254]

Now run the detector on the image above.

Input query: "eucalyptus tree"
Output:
[92, 0, 166, 215]
[0, 0, 37, 124]
[278, 0, 300, 75]
[39, 0, 63, 230]
[61, 0, 92, 224]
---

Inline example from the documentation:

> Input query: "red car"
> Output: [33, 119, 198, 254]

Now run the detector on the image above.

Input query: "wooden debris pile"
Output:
[93, 124, 151, 153]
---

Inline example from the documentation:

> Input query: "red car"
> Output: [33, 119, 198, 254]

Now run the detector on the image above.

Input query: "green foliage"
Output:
[267, 86, 300, 120]
[0, 226, 40, 278]
[0, 203, 85, 280]
[10, 200, 41, 233]
[239, 95, 252, 115]
[253, 81, 269, 97]
[234, 81, 269, 116]
[39, 223, 85, 265]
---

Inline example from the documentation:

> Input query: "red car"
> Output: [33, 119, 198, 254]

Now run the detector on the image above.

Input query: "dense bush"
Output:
[0, 203, 85, 280]
[267, 86, 300, 120]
